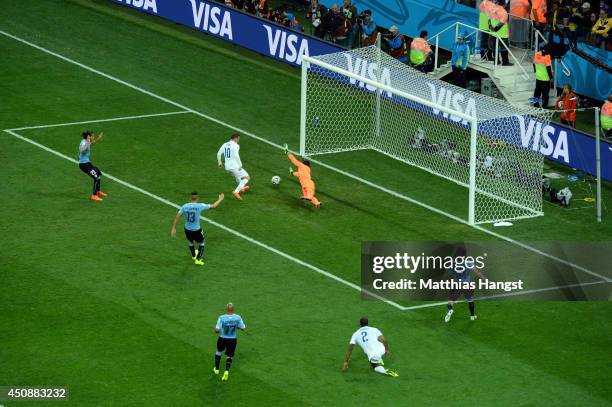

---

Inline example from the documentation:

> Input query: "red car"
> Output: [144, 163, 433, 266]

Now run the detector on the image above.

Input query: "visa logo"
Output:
[263, 25, 309, 65]
[427, 83, 569, 163]
[114, 0, 157, 13]
[344, 54, 392, 97]
[189, 0, 233, 40]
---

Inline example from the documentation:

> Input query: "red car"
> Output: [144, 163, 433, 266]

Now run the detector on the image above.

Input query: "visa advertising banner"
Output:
[109, 0, 611, 181]
[109, 0, 341, 66]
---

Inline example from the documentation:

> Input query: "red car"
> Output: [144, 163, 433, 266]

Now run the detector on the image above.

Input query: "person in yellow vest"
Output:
[530, 0, 547, 36]
[488, 0, 513, 66]
[602, 95, 612, 138]
[509, 0, 530, 48]
[532, 46, 553, 108]
[410, 30, 433, 73]
[479, 0, 495, 60]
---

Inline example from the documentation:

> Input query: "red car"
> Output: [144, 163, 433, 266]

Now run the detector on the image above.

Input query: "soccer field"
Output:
[1, 1, 611, 406]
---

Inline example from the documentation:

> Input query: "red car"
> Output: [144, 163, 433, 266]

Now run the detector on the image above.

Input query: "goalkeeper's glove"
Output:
[282, 143, 289, 154]
[289, 166, 294, 175]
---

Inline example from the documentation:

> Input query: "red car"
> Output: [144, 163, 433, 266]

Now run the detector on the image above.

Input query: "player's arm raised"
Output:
[90, 132, 104, 144]
[378, 335, 391, 358]
[170, 211, 181, 238]
[342, 344, 354, 371]
[209, 193, 225, 209]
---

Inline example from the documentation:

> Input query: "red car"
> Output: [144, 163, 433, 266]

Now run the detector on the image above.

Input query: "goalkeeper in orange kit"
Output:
[283, 144, 321, 208]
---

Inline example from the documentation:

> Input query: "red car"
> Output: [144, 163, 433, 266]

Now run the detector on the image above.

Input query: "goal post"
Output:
[300, 46, 551, 225]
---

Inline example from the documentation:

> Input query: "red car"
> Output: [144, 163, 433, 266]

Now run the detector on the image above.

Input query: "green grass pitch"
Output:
[1, 1, 611, 406]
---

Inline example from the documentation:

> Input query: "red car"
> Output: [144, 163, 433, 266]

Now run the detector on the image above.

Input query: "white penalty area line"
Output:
[401, 280, 611, 310]
[7, 110, 191, 131]
[1, 30, 609, 285]
[4, 128, 404, 311]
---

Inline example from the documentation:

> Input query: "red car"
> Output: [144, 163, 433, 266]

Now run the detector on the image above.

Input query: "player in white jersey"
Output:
[217, 133, 251, 201]
[342, 318, 399, 376]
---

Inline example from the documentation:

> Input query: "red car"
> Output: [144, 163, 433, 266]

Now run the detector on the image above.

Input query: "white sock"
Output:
[374, 366, 387, 375]
[234, 178, 248, 193]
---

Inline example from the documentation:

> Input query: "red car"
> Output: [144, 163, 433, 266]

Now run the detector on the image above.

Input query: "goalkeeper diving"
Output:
[282, 144, 322, 208]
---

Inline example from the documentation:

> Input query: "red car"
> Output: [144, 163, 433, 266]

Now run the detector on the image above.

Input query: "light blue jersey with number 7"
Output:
[216, 314, 246, 339]
[179, 203, 210, 231]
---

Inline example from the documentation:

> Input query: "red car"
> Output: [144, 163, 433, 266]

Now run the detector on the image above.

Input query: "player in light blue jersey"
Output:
[214, 303, 246, 381]
[171, 191, 224, 265]
[78, 130, 106, 201]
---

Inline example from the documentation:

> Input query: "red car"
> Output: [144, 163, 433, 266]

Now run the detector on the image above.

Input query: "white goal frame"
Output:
[300, 56, 481, 225]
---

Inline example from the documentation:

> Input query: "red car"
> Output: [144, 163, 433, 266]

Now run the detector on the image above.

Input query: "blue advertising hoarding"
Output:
[559, 43, 612, 102]
[109, 0, 610, 181]
[109, 0, 341, 66]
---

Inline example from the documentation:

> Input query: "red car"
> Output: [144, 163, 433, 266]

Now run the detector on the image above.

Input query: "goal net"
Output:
[300, 46, 552, 225]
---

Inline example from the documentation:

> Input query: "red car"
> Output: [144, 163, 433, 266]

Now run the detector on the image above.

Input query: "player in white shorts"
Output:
[342, 317, 399, 376]
[217, 133, 251, 201]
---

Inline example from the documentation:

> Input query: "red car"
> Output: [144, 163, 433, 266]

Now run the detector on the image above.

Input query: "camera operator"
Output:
[358, 10, 378, 46]
[278, 5, 304, 32]
[383, 26, 408, 63]
[306, 0, 327, 38]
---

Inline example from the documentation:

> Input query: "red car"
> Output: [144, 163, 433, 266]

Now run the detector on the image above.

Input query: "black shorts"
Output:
[79, 162, 102, 180]
[217, 337, 237, 357]
[448, 288, 474, 302]
[184, 228, 204, 243]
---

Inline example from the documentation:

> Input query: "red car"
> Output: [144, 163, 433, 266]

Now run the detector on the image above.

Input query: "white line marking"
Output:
[8, 111, 191, 131]
[4, 129, 404, 310]
[402, 280, 610, 310]
[1, 30, 609, 285]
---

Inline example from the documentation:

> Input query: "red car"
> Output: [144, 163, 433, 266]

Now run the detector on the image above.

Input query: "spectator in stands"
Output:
[578, 3, 594, 41]
[359, 10, 379, 46]
[545, 1, 569, 45]
[590, 6, 611, 48]
[256, 0, 270, 19]
[328, 4, 351, 44]
[410, 30, 434, 73]
[479, 0, 495, 60]
[488, 0, 513, 66]
[384, 26, 408, 63]
[554, 84, 578, 127]
[306, 0, 326, 38]
[342, 0, 359, 48]
[602, 95, 612, 138]
[568, 1, 588, 46]
[530, 0, 548, 37]
[451, 29, 470, 88]
[532, 46, 553, 108]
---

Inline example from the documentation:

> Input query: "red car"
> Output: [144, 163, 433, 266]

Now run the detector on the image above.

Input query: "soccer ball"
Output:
[271, 175, 281, 185]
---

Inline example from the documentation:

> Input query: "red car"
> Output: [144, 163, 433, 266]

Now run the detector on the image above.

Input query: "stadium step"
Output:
[432, 51, 556, 108]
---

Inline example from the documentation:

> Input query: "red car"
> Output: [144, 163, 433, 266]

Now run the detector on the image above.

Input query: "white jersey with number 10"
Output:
[217, 140, 242, 170]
